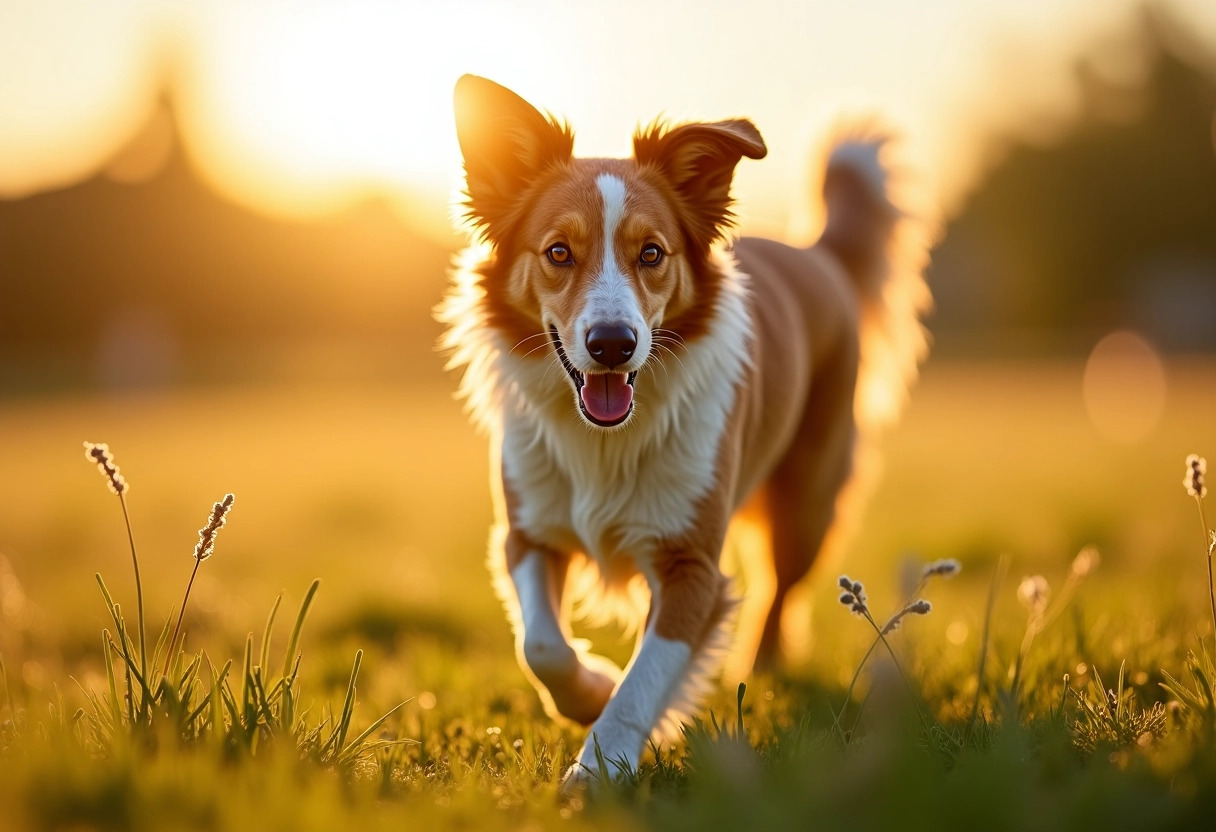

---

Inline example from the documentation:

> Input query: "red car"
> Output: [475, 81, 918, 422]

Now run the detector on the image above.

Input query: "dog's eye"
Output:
[639, 244, 663, 266]
[546, 244, 573, 266]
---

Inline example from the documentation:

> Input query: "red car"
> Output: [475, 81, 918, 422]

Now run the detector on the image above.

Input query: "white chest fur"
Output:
[499, 262, 753, 569]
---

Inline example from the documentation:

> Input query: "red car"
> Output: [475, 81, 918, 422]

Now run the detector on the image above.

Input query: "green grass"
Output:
[1, 358, 1215, 830]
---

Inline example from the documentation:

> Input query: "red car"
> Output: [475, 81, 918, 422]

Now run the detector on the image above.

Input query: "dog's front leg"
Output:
[566, 553, 723, 784]
[510, 547, 620, 725]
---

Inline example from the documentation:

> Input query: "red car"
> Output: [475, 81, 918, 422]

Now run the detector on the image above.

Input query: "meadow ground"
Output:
[1, 356, 1215, 830]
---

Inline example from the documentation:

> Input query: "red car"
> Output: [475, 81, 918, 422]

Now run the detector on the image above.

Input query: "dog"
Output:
[438, 75, 931, 783]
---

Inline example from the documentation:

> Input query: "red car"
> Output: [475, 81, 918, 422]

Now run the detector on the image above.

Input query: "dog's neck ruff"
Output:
[444, 246, 752, 444]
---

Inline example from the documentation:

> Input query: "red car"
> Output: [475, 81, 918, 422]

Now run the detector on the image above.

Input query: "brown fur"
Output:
[440, 76, 932, 756]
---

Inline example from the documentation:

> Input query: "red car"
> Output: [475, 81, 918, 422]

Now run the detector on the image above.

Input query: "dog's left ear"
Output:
[633, 119, 767, 248]
[454, 75, 574, 240]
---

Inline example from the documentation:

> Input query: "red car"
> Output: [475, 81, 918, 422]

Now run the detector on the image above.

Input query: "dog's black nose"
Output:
[586, 324, 637, 369]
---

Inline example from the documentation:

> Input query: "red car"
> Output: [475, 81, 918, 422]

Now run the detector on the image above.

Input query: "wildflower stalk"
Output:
[162, 494, 234, 682]
[857, 608, 925, 713]
[85, 443, 147, 708]
[833, 567, 951, 734]
[837, 595, 936, 732]
[1036, 547, 1099, 633]
[1006, 545, 1102, 717]
[1184, 454, 1215, 646]
[163, 565, 200, 684]
[838, 640, 883, 729]
[1194, 497, 1214, 647]
[118, 493, 148, 692]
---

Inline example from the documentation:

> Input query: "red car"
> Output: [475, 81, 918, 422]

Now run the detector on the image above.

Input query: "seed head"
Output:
[1070, 546, 1100, 579]
[922, 559, 961, 579]
[881, 599, 933, 634]
[1185, 454, 1207, 499]
[194, 493, 235, 562]
[83, 442, 127, 495]
[1017, 575, 1051, 615]
[837, 575, 868, 614]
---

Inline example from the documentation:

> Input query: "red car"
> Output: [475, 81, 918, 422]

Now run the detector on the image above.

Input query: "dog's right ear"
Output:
[453, 75, 574, 239]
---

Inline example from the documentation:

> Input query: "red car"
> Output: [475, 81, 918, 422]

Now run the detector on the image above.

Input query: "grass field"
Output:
[1, 357, 1215, 830]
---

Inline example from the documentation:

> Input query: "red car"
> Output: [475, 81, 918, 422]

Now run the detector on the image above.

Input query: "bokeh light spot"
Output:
[1082, 330, 1166, 444]
[946, 620, 969, 645]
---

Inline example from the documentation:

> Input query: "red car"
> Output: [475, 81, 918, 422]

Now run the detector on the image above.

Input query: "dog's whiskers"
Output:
[649, 332, 689, 376]
[652, 328, 686, 349]
[520, 339, 558, 361]
[540, 354, 568, 387]
[645, 349, 672, 384]
[510, 331, 552, 355]
[646, 344, 677, 384]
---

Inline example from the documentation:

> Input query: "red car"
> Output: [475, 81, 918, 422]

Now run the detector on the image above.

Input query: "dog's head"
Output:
[453, 75, 765, 429]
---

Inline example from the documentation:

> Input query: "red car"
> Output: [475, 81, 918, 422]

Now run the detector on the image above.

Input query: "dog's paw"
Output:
[548, 654, 619, 725]
[559, 761, 597, 795]
[576, 653, 621, 713]
[559, 741, 630, 794]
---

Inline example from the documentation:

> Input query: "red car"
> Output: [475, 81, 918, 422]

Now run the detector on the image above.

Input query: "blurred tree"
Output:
[929, 5, 1216, 354]
[0, 91, 455, 388]
[4, 3, 1214, 393]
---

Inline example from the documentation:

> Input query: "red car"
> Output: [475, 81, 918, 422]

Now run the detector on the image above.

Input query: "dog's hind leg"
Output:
[754, 345, 859, 669]
[721, 498, 776, 684]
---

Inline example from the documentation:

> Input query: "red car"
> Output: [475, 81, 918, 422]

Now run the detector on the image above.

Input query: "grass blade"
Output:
[337, 701, 406, 765]
[94, 574, 124, 635]
[968, 554, 1009, 738]
[329, 649, 363, 761]
[149, 613, 174, 685]
[260, 592, 283, 677]
[282, 580, 320, 680]
[101, 630, 121, 722]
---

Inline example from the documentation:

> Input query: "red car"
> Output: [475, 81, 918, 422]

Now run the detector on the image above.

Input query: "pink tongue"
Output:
[580, 373, 634, 423]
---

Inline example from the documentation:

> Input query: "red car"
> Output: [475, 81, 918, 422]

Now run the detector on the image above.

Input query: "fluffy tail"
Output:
[816, 130, 934, 434]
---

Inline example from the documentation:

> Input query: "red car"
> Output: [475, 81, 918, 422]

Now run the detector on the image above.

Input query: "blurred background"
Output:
[1, 0, 1215, 693]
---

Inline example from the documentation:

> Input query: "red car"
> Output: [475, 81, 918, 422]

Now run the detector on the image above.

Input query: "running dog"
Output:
[438, 75, 931, 783]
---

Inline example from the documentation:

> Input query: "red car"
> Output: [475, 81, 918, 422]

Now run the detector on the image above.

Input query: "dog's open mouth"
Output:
[549, 327, 637, 427]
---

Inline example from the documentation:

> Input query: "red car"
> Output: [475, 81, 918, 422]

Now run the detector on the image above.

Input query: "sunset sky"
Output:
[2, 0, 1214, 241]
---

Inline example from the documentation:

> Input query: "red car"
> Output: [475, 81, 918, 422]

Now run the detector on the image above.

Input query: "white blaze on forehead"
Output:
[597, 173, 627, 272]
[575, 173, 647, 365]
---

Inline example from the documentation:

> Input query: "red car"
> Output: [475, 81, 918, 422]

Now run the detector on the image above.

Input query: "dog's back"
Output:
[725, 133, 933, 668]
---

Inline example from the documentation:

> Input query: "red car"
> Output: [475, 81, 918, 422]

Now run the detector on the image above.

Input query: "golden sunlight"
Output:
[176, 2, 575, 231]
[3, 0, 1216, 239]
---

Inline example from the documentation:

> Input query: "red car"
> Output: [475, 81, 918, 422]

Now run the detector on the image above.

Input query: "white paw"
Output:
[559, 738, 631, 793]
[559, 760, 596, 793]
[571, 726, 640, 782]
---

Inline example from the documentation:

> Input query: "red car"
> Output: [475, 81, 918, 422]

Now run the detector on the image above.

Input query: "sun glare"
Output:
[178, 2, 585, 231]
[0, 0, 162, 197]
[3, 0, 1216, 241]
